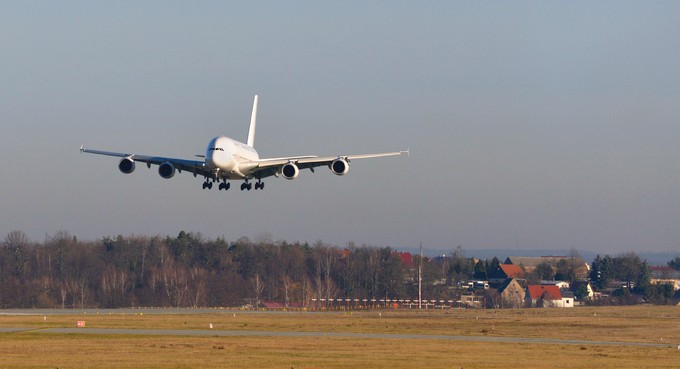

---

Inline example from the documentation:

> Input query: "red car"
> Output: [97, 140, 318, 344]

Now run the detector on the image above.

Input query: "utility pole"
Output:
[418, 242, 422, 309]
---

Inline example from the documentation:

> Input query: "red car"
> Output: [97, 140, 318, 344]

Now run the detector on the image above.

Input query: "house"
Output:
[525, 285, 573, 308]
[489, 264, 525, 285]
[541, 280, 570, 289]
[560, 289, 575, 308]
[505, 256, 590, 278]
[459, 294, 483, 309]
[497, 278, 527, 308]
[650, 266, 680, 291]
[505, 256, 561, 273]
[393, 251, 414, 269]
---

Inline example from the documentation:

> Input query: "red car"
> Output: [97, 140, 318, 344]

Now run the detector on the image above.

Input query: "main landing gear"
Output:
[202, 178, 231, 191]
[240, 180, 264, 191]
[202, 178, 264, 191]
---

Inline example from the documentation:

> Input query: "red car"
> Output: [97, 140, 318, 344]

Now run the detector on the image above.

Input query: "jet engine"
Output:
[118, 157, 135, 174]
[330, 158, 350, 176]
[280, 162, 299, 180]
[158, 162, 176, 179]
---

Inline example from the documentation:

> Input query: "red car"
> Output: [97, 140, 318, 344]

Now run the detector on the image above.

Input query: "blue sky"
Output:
[1, 2, 679, 254]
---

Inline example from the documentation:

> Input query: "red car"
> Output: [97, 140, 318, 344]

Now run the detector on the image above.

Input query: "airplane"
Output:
[81, 95, 408, 191]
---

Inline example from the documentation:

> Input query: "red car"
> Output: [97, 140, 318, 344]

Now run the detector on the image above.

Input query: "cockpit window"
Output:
[209, 147, 225, 151]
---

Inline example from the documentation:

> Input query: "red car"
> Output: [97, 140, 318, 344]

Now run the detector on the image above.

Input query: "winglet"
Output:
[80, 144, 84, 153]
[246, 95, 258, 147]
[401, 148, 410, 157]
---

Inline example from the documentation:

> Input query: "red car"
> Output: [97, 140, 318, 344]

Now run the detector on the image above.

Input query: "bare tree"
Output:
[251, 274, 264, 307]
[4, 230, 29, 278]
[77, 276, 87, 308]
[281, 274, 293, 307]
[161, 263, 189, 307]
[318, 244, 336, 301]
[189, 267, 207, 307]
[4, 230, 29, 248]
[302, 275, 312, 308]
[59, 281, 68, 309]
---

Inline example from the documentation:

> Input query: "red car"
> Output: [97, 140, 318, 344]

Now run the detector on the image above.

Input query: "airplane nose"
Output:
[209, 152, 231, 169]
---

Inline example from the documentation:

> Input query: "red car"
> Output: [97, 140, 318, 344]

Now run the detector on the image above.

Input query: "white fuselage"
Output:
[205, 136, 259, 179]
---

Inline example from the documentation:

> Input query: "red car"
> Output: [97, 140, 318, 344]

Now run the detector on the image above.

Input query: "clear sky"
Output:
[1, 2, 679, 254]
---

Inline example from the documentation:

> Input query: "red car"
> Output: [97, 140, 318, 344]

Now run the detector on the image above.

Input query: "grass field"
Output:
[1, 306, 678, 368]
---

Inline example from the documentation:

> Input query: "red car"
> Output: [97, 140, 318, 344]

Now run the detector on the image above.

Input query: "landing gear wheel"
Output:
[207, 182, 213, 189]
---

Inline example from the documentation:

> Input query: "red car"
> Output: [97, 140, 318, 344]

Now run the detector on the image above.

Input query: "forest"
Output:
[0, 230, 677, 308]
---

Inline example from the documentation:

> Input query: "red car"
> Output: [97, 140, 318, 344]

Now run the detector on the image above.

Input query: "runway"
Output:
[4, 326, 675, 349]
[2, 309, 677, 349]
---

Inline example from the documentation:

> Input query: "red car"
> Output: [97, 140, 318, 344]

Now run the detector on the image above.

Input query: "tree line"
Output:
[0, 230, 409, 308]
[0, 230, 677, 308]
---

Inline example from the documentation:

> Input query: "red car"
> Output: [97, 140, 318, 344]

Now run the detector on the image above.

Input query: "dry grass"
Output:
[1, 306, 679, 368]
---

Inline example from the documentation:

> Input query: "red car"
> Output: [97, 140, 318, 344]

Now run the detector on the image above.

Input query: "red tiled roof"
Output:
[500, 264, 525, 278]
[527, 285, 562, 301]
[393, 252, 414, 268]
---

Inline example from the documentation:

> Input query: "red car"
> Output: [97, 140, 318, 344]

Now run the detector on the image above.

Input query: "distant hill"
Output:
[399, 247, 678, 266]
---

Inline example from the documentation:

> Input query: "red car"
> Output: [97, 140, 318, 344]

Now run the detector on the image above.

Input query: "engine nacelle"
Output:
[158, 162, 176, 179]
[118, 157, 135, 174]
[280, 162, 299, 180]
[330, 158, 350, 176]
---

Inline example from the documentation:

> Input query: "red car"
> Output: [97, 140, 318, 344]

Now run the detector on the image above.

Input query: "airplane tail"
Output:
[246, 95, 258, 147]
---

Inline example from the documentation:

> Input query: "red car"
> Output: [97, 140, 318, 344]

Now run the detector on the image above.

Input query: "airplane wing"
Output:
[241, 150, 408, 179]
[80, 147, 210, 177]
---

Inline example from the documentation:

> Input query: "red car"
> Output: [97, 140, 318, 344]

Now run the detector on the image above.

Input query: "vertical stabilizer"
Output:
[247, 95, 258, 147]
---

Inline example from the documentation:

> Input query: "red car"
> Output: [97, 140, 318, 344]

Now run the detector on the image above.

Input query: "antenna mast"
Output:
[418, 242, 423, 309]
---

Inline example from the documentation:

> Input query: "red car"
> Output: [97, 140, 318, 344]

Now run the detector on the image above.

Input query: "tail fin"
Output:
[246, 95, 258, 147]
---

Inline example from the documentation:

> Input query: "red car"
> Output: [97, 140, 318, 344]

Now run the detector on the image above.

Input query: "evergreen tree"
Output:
[668, 256, 680, 271]
[473, 260, 487, 280]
